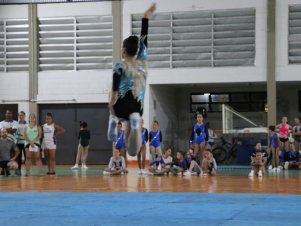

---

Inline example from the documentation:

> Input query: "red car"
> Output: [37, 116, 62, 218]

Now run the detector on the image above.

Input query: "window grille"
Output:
[39, 15, 112, 71]
[132, 8, 255, 68]
[289, 5, 301, 64]
[0, 19, 29, 72]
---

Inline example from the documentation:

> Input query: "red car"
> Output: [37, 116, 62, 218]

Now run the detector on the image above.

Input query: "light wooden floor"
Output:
[0, 166, 301, 194]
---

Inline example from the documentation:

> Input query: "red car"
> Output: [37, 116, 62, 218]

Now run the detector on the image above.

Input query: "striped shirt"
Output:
[16, 121, 27, 144]
[0, 120, 18, 144]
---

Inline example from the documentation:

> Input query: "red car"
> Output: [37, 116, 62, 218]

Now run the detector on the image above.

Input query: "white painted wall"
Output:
[37, 70, 111, 103]
[0, 72, 30, 115]
[37, 2, 112, 17]
[0, 5, 28, 19]
[36, 1, 112, 104]
[276, 0, 301, 81]
[1, 0, 301, 161]
[149, 85, 177, 148]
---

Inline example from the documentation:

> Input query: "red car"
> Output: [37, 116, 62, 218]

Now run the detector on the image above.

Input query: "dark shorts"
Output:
[113, 91, 143, 120]
[0, 161, 9, 169]
[279, 137, 288, 143]
[208, 162, 215, 171]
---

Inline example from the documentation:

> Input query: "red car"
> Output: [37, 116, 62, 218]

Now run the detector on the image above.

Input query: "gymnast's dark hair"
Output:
[123, 35, 139, 56]
[46, 112, 53, 118]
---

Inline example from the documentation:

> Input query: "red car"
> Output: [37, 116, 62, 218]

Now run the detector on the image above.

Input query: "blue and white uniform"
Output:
[269, 133, 279, 149]
[149, 130, 162, 148]
[191, 123, 207, 145]
[115, 131, 126, 149]
[112, 18, 149, 120]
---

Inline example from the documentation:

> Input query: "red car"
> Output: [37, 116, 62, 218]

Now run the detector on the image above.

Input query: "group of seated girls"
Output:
[148, 145, 217, 176]
[248, 139, 301, 177]
[149, 147, 217, 176]
[102, 145, 217, 176]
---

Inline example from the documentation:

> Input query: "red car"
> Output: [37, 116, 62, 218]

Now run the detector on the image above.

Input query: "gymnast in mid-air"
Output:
[107, 3, 156, 156]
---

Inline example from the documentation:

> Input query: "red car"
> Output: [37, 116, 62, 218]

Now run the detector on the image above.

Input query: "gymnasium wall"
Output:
[0, 5, 29, 114]
[0, 0, 301, 160]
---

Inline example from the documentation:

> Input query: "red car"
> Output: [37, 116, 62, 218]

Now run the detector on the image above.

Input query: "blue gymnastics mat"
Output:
[0, 192, 300, 226]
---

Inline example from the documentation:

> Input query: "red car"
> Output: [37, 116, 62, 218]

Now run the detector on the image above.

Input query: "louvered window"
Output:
[132, 8, 255, 68]
[289, 5, 301, 64]
[39, 15, 112, 71]
[0, 19, 29, 72]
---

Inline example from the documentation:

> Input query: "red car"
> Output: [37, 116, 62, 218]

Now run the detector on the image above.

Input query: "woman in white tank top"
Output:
[42, 113, 65, 175]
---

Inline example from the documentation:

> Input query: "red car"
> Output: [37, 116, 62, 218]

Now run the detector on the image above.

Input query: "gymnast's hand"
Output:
[144, 3, 156, 18]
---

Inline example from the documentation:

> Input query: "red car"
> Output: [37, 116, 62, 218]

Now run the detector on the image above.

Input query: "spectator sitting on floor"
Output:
[202, 145, 217, 176]
[251, 142, 269, 168]
[0, 128, 20, 176]
[169, 151, 186, 176]
[283, 140, 301, 170]
[149, 147, 173, 175]
[103, 149, 126, 175]
[248, 144, 267, 177]
[183, 148, 202, 176]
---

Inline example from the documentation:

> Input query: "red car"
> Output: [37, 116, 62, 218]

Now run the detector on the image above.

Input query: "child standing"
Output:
[137, 119, 148, 175]
[115, 121, 127, 166]
[268, 125, 280, 171]
[71, 122, 90, 169]
[103, 149, 126, 175]
[42, 112, 65, 175]
[277, 116, 292, 148]
[292, 116, 301, 151]
[149, 120, 162, 161]
[190, 113, 208, 163]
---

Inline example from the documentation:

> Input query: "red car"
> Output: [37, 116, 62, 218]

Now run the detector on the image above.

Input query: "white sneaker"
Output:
[258, 170, 263, 177]
[203, 173, 208, 176]
[141, 169, 147, 175]
[102, 171, 110, 175]
[71, 164, 79, 169]
[268, 165, 273, 171]
[121, 172, 125, 175]
[284, 161, 289, 170]
[183, 171, 191, 176]
[277, 166, 283, 171]
[272, 167, 277, 172]
[81, 164, 88, 169]
[248, 170, 254, 177]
